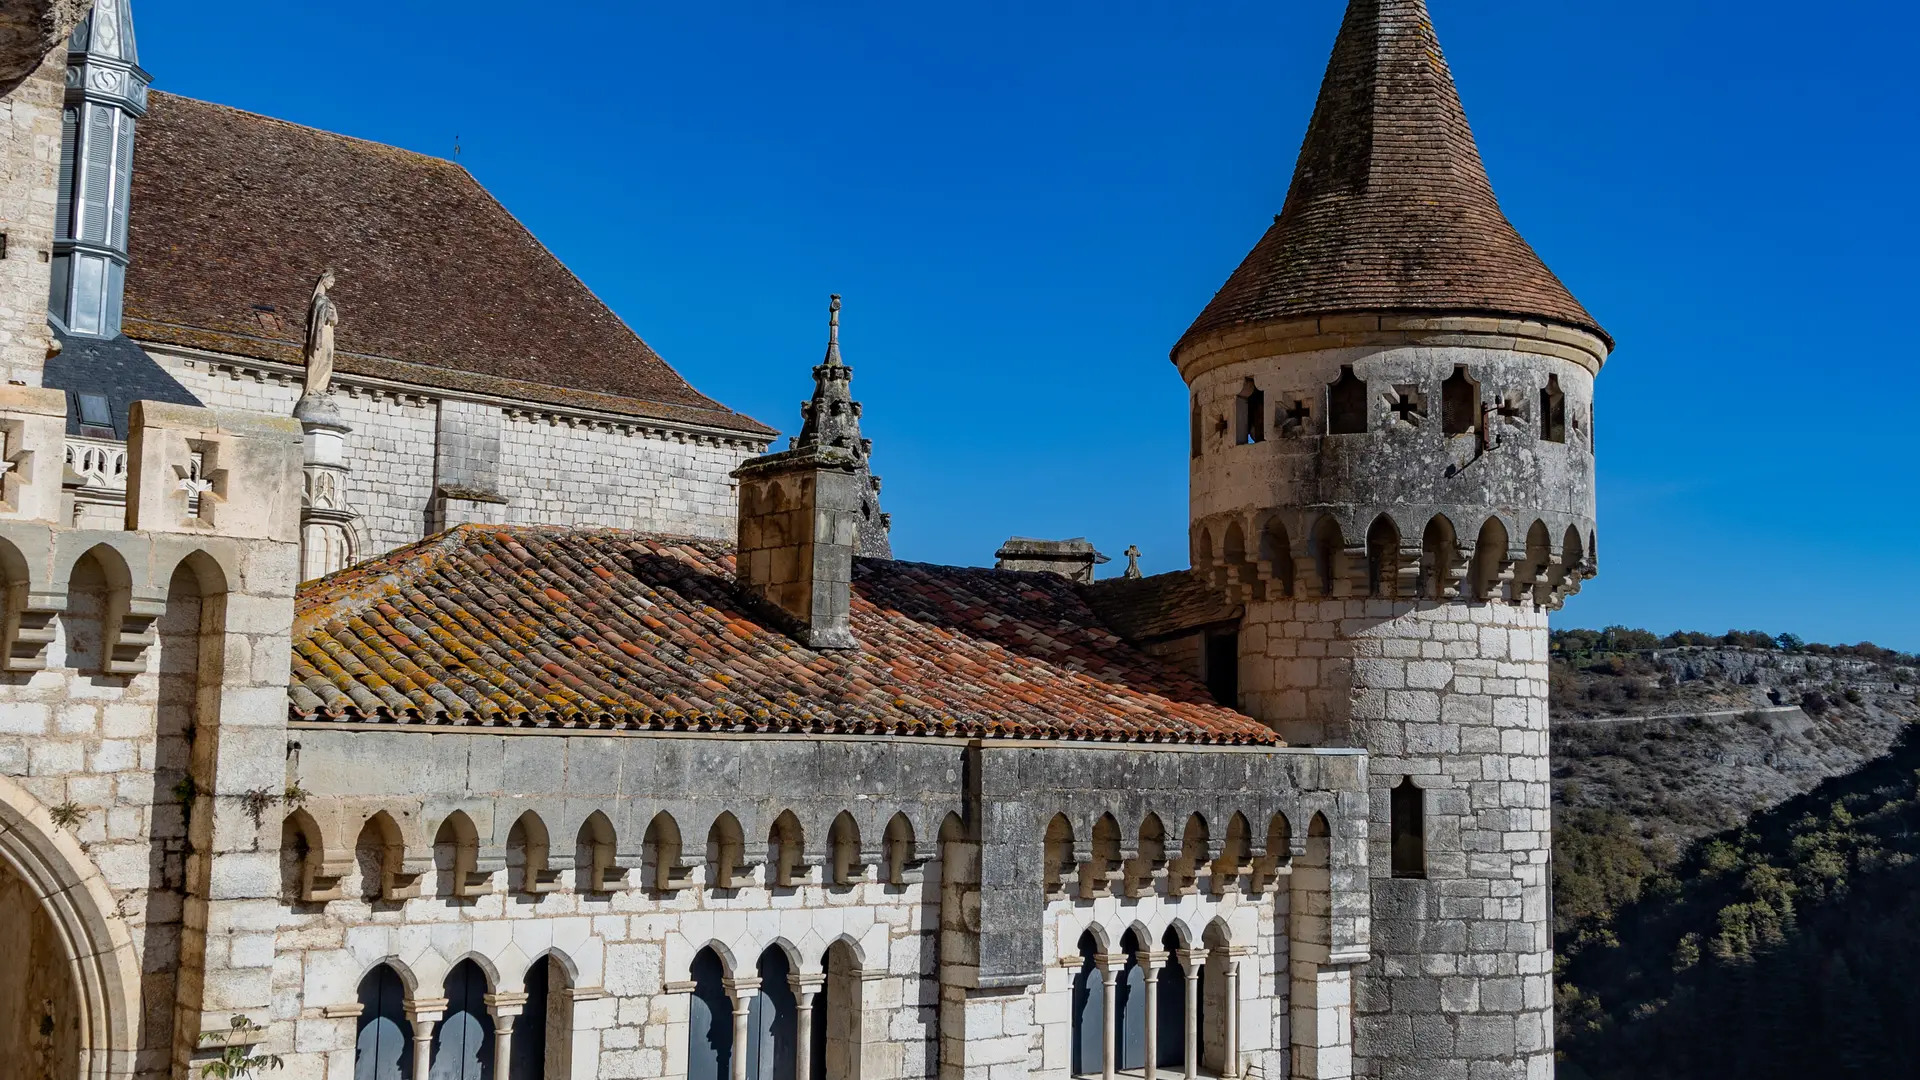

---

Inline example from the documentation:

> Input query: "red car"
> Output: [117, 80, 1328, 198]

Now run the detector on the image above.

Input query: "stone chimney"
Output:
[732, 295, 872, 649]
[994, 537, 1109, 584]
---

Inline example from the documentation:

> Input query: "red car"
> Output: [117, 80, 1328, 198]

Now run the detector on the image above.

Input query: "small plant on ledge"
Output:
[48, 801, 88, 832]
[199, 1015, 282, 1079]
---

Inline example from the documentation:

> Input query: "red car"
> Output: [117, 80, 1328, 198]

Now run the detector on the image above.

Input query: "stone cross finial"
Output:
[303, 269, 339, 397]
[825, 294, 842, 364]
[1124, 545, 1143, 580]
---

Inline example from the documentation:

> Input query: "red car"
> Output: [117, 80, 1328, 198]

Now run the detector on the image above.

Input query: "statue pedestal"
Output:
[294, 392, 356, 581]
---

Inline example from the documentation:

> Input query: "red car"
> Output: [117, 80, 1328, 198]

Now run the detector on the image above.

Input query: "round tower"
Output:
[1175, 3, 1607, 1079]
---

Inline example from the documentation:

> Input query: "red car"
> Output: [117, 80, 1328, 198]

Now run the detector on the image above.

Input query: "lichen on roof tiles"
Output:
[290, 525, 1278, 746]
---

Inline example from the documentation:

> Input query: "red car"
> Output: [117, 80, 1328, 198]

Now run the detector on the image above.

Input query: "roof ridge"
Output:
[149, 90, 469, 172]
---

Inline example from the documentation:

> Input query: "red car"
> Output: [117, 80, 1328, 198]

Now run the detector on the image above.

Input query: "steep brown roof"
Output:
[1081, 571, 1243, 645]
[1178, 0, 1607, 354]
[288, 526, 1278, 746]
[122, 93, 773, 435]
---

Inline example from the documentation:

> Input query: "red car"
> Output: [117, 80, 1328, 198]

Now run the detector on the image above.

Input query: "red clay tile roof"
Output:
[123, 93, 773, 436]
[1177, 0, 1607, 355]
[1081, 571, 1243, 645]
[289, 526, 1278, 745]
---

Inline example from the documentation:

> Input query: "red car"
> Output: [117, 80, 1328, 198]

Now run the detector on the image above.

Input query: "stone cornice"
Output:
[1174, 313, 1609, 384]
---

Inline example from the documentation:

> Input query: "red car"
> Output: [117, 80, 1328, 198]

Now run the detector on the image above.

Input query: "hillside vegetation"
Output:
[1545, 628, 1920, 1079]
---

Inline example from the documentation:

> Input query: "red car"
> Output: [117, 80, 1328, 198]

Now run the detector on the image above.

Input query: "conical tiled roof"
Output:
[1177, 0, 1607, 354]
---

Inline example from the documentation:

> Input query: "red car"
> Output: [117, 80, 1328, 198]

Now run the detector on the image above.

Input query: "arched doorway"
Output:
[817, 940, 863, 1080]
[0, 774, 139, 1080]
[509, 955, 572, 1080]
[1156, 928, 1185, 1071]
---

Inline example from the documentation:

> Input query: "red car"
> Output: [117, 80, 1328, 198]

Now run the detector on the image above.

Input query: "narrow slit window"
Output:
[1327, 366, 1368, 435]
[1442, 367, 1479, 436]
[1540, 375, 1566, 444]
[1204, 632, 1239, 708]
[1391, 777, 1426, 878]
[1190, 396, 1203, 459]
[1234, 379, 1265, 445]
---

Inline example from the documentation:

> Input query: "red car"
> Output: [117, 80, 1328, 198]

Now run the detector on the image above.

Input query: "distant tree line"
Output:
[1552, 626, 1916, 666]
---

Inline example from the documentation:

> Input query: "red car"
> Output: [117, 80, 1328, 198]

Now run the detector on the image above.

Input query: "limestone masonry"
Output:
[0, 2, 1605, 1080]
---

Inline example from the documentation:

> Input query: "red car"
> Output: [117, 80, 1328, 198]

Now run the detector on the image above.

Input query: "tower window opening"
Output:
[1327, 367, 1367, 435]
[1279, 398, 1312, 437]
[1190, 397, 1203, 459]
[1203, 631, 1239, 708]
[1391, 777, 1426, 878]
[1234, 380, 1265, 445]
[1540, 376, 1566, 444]
[1388, 385, 1425, 427]
[1442, 366, 1479, 436]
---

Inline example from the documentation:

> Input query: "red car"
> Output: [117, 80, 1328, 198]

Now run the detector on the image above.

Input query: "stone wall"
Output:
[0, 49, 63, 387]
[1242, 598, 1553, 1080]
[151, 348, 766, 559]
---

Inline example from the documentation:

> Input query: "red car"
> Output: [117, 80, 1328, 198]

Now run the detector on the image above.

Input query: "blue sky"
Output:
[137, 1, 1919, 650]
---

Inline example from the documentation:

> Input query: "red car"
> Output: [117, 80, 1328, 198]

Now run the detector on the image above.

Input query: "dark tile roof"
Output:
[1081, 571, 1243, 645]
[1177, 0, 1608, 355]
[122, 93, 774, 436]
[43, 329, 202, 439]
[289, 526, 1278, 746]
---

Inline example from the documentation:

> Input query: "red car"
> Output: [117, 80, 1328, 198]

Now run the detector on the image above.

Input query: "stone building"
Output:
[0, 2, 1605, 1080]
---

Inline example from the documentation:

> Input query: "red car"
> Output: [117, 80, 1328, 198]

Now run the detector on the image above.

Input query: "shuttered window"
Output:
[55, 107, 77, 240]
[79, 106, 117, 244]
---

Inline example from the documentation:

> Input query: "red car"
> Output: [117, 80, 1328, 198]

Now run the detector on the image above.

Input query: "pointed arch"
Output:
[1472, 517, 1511, 603]
[1366, 513, 1401, 598]
[706, 811, 748, 890]
[510, 952, 574, 1080]
[432, 958, 496, 1080]
[0, 773, 140, 1080]
[1522, 520, 1553, 607]
[281, 806, 338, 903]
[1310, 516, 1345, 598]
[1222, 520, 1248, 569]
[1257, 515, 1294, 597]
[507, 810, 558, 896]
[574, 810, 619, 893]
[1043, 814, 1076, 898]
[1192, 525, 1215, 572]
[1087, 813, 1124, 900]
[1421, 515, 1459, 600]
[1071, 931, 1104, 1077]
[817, 938, 864, 1080]
[354, 963, 412, 1080]
[827, 811, 864, 888]
[688, 946, 734, 1080]
[644, 811, 689, 893]
[1211, 812, 1251, 894]
[434, 809, 487, 900]
[768, 810, 808, 889]
[355, 810, 412, 903]
[882, 812, 919, 887]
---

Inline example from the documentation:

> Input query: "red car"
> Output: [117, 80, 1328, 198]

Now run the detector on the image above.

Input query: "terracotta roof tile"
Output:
[1178, 0, 1607, 354]
[123, 93, 773, 436]
[1081, 571, 1243, 644]
[289, 526, 1278, 746]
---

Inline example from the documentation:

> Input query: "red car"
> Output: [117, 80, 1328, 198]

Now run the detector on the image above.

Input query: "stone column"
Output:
[405, 998, 446, 1080]
[1177, 951, 1202, 1080]
[1141, 950, 1166, 1080]
[1097, 953, 1121, 1080]
[486, 991, 527, 1078]
[792, 973, 824, 1080]
[294, 391, 356, 581]
[1225, 959, 1241, 1080]
[725, 977, 760, 1080]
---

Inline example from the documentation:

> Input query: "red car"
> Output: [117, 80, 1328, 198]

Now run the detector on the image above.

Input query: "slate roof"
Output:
[289, 526, 1278, 745]
[43, 328, 202, 439]
[1177, 0, 1607, 355]
[122, 93, 773, 436]
[1081, 571, 1243, 645]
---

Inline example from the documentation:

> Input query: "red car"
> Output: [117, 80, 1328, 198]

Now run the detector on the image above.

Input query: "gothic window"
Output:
[1327, 367, 1368, 434]
[1391, 777, 1426, 878]
[1540, 375, 1567, 443]
[1157, 927, 1187, 1071]
[430, 960, 495, 1080]
[746, 948, 799, 1080]
[508, 956, 572, 1080]
[1442, 366, 1479, 436]
[1071, 932, 1103, 1077]
[687, 949, 733, 1080]
[354, 965, 411, 1080]
[1234, 379, 1265, 444]
[1115, 931, 1147, 1071]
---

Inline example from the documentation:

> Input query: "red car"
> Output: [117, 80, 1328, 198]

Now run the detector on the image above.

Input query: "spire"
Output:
[823, 293, 843, 366]
[785, 294, 891, 558]
[1177, 0, 1607, 354]
[49, 0, 151, 338]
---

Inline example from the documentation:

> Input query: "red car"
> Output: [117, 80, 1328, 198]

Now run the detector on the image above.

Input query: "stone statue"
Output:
[1124, 545, 1143, 580]
[303, 269, 339, 397]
